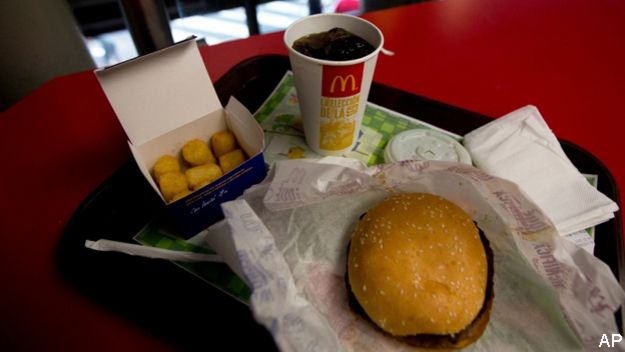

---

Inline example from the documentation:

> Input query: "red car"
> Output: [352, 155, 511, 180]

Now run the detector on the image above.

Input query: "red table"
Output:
[1, 0, 624, 349]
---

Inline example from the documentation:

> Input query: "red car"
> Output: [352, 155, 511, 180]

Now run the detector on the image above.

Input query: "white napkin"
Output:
[463, 105, 618, 236]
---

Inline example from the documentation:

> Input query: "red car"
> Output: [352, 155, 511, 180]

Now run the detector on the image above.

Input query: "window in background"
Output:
[72, 0, 343, 68]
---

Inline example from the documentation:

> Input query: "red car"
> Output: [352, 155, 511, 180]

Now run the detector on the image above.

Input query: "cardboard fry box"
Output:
[95, 38, 266, 236]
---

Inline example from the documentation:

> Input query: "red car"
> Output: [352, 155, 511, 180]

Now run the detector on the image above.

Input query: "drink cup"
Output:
[284, 14, 384, 155]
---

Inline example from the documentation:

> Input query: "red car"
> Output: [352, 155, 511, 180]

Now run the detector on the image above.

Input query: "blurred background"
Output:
[0, 0, 420, 109]
[73, 0, 356, 67]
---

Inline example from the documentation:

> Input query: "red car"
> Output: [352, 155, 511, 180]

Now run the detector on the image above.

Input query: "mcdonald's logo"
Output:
[322, 63, 364, 98]
[330, 74, 357, 93]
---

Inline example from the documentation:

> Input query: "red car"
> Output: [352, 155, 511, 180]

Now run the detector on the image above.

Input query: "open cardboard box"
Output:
[95, 38, 266, 236]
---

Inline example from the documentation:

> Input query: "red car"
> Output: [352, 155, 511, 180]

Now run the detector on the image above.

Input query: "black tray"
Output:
[58, 55, 623, 350]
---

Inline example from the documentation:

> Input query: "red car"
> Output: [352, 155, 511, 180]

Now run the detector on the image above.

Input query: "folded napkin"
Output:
[463, 105, 618, 236]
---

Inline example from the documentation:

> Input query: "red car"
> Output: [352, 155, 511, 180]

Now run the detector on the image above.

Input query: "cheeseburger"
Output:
[346, 193, 493, 349]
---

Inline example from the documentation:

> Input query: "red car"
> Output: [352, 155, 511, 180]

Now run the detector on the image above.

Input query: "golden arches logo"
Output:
[329, 74, 357, 93]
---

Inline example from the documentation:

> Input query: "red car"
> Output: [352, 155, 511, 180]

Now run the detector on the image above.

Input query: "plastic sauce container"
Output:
[384, 129, 472, 165]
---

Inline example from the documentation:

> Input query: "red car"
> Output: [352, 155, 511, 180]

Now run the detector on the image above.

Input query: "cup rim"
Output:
[283, 13, 384, 66]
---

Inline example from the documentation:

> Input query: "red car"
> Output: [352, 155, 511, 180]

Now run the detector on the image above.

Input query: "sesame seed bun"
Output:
[347, 193, 493, 349]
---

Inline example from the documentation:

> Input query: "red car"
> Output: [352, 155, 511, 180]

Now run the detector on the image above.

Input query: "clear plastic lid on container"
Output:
[384, 129, 472, 165]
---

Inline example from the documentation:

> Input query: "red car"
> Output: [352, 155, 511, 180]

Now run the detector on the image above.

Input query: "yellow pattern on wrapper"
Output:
[319, 119, 356, 151]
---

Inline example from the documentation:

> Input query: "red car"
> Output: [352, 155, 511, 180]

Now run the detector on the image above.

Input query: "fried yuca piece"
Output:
[287, 146, 305, 159]
[182, 139, 215, 166]
[219, 149, 246, 174]
[158, 172, 189, 202]
[153, 155, 181, 181]
[172, 189, 191, 202]
[185, 163, 223, 190]
[211, 130, 237, 157]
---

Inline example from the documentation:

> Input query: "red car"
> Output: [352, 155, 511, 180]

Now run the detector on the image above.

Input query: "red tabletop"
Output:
[1, 0, 624, 349]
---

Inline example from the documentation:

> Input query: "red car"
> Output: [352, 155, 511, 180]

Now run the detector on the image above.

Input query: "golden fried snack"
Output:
[153, 154, 181, 181]
[211, 130, 237, 157]
[195, 179, 214, 190]
[219, 149, 246, 174]
[158, 172, 189, 202]
[172, 189, 191, 202]
[182, 139, 215, 166]
[185, 163, 223, 190]
[287, 146, 305, 159]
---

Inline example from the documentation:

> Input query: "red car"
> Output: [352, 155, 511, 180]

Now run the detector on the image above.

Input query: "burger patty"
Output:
[345, 228, 494, 349]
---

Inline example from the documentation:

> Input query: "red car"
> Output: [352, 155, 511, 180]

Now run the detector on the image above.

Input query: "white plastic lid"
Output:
[384, 129, 472, 164]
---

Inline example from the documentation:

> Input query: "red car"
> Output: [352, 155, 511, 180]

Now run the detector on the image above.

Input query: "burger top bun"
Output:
[347, 193, 488, 337]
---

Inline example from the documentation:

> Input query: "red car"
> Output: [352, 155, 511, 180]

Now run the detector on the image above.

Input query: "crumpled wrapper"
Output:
[218, 157, 625, 352]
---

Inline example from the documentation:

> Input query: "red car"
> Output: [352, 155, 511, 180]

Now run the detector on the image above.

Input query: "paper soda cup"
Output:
[284, 14, 384, 155]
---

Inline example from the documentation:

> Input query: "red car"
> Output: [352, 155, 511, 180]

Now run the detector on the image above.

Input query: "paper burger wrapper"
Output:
[284, 14, 384, 155]
[220, 158, 625, 352]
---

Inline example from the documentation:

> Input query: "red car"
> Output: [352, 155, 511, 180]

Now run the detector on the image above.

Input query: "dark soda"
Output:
[292, 27, 375, 61]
